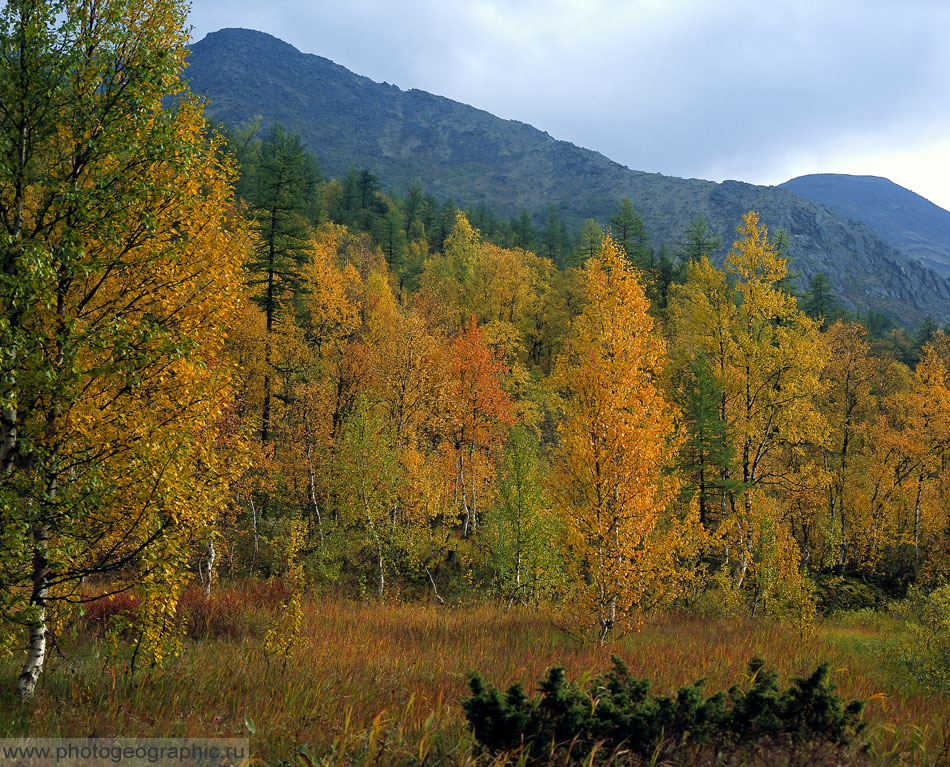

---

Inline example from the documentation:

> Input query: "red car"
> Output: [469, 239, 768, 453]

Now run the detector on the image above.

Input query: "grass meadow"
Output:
[1, 582, 949, 766]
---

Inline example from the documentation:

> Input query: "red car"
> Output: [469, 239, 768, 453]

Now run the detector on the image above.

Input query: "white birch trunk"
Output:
[199, 538, 216, 597]
[16, 523, 50, 700]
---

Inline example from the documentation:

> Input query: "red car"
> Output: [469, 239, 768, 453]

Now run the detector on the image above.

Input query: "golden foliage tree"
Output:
[551, 237, 684, 642]
[669, 212, 825, 616]
[818, 321, 881, 570]
[0, 0, 246, 698]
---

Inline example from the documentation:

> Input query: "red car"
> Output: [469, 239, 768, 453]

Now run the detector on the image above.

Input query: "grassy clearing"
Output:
[1, 583, 949, 765]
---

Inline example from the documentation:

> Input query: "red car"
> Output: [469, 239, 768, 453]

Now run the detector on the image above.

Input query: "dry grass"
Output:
[1, 584, 949, 765]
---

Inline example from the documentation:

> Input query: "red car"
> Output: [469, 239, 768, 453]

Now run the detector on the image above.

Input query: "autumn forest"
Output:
[2, 2, 950, 765]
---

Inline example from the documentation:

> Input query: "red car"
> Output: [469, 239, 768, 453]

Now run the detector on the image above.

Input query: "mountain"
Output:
[780, 174, 950, 278]
[184, 28, 950, 325]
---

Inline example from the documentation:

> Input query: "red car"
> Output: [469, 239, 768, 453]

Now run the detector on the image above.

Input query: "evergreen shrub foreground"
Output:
[462, 657, 867, 765]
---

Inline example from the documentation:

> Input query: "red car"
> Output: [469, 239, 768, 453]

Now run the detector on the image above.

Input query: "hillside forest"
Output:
[3, 2, 950, 749]
[206, 121, 950, 632]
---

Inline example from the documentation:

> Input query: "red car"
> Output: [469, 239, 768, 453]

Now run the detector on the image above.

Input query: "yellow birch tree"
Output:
[0, 0, 247, 698]
[551, 237, 684, 642]
[669, 212, 824, 616]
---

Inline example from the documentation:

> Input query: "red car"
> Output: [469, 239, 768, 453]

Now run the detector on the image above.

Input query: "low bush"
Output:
[462, 656, 867, 765]
[884, 584, 950, 693]
[74, 591, 140, 637]
[815, 574, 887, 614]
[72, 580, 291, 641]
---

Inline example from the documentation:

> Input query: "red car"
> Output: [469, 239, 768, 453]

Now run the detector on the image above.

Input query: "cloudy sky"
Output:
[188, 0, 950, 211]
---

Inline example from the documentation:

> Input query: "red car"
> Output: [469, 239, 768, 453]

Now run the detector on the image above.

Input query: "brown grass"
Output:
[2, 584, 949, 765]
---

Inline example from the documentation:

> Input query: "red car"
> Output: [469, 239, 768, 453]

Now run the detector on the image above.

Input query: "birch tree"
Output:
[0, 0, 246, 698]
[551, 237, 682, 642]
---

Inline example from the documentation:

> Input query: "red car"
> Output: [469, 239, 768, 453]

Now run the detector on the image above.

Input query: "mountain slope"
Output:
[185, 28, 950, 325]
[780, 174, 950, 278]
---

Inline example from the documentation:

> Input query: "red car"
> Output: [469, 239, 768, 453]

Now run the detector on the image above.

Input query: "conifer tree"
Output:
[540, 205, 571, 267]
[676, 356, 734, 530]
[801, 272, 846, 328]
[674, 215, 722, 263]
[512, 208, 538, 252]
[609, 198, 650, 266]
[244, 124, 320, 444]
[575, 219, 604, 268]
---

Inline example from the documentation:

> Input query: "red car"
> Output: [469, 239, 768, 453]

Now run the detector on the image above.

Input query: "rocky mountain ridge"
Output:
[780, 174, 950, 278]
[185, 28, 950, 324]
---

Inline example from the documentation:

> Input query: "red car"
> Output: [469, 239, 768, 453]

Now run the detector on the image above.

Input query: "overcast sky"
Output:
[187, 0, 950, 211]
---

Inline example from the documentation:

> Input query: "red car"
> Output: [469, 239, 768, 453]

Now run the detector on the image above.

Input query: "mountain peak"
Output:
[192, 27, 300, 54]
[781, 174, 950, 278]
[184, 28, 950, 324]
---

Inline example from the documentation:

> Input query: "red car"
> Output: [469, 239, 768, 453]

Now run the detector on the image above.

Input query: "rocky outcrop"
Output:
[781, 174, 950, 278]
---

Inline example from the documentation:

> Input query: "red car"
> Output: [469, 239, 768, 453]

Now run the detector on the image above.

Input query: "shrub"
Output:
[462, 656, 866, 765]
[885, 583, 950, 692]
[815, 575, 886, 614]
[74, 591, 141, 637]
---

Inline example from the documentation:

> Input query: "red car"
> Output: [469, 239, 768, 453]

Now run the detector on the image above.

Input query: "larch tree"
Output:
[0, 0, 247, 698]
[608, 198, 650, 267]
[551, 237, 682, 643]
[801, 272, 846, 328]
[669, 256, 738, 532]
[575, 219, 605, 268]
[674, 215, 722, 264]
[511, 208, 537, 252]
[675, 355, 734, 531]
[419, 211, 480, 330]
[244, 124, 320, 445]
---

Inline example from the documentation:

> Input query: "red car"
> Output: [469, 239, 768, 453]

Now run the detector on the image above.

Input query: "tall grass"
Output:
[1, 583, 949, 765]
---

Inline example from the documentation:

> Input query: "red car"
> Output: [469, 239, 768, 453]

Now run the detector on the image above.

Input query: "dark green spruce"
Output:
[462, 657, 867, 765]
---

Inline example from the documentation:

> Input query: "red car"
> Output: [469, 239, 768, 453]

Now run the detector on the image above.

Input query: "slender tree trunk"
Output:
[359, 437, 385, 598]
[1, 20, 27, 480]
[18, 241, 68, 700]
[260, 202, 279, 446]
[17, 521, 50, 700]
[376, 546, 385, 598]
[305, 446, 324, 546]
[425, 564, 444, 604]
[913, 472, 924, 565]
[837, 405, 853, 570]
[199, 538, 216, 597]
[459, 452, 473, 538]
[0, 402, 18, 478]
[698, 462, 708, 530]
[261, 369, 272, 446]
[750, 580, 761, 618]
[599, 595, 616, 645]
[248, 496, 259, 577]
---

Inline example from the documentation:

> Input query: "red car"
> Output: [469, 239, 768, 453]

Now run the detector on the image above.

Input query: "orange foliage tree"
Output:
[551, 237, 687, 642]
[442, 318, 517, 539]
